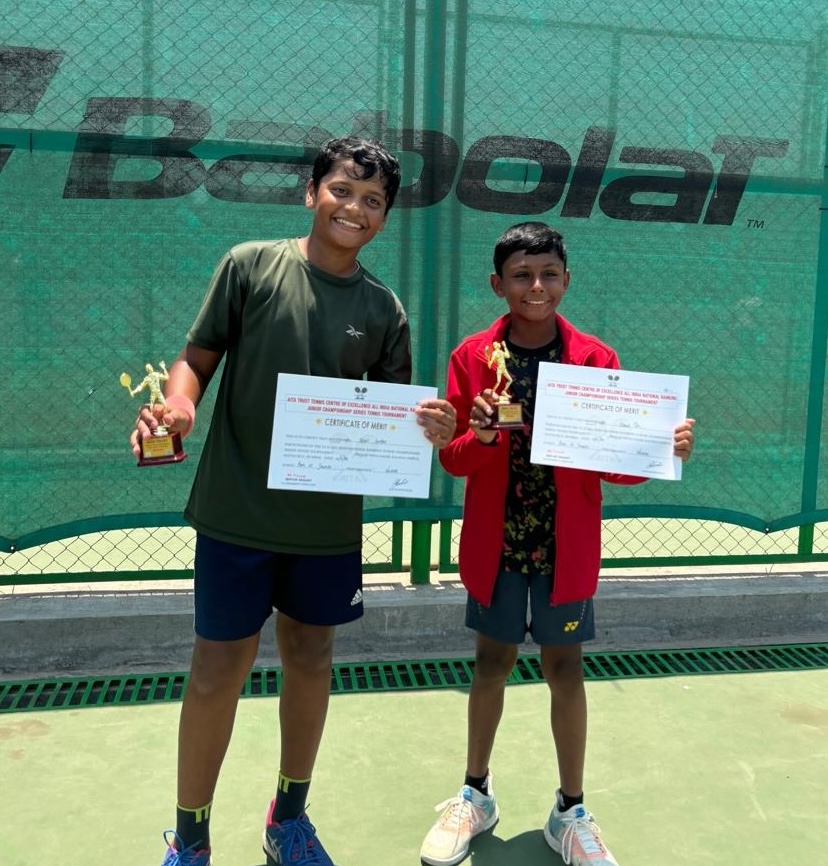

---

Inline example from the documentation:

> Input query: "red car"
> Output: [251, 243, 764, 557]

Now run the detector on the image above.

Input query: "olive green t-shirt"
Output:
[183, 238, 412, 554]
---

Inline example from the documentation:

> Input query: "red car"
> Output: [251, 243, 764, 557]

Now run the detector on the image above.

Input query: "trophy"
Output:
[120, 362, 187, 467]
[485, 341, 524, 429]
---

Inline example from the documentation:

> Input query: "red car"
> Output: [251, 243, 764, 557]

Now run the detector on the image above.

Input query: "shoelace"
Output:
[270, 816, 327, 864]
[433, 790, 491, 832]
[162, 830, 209, 865]
[433, 796, 473, 830]
[557, 811, 605, 865]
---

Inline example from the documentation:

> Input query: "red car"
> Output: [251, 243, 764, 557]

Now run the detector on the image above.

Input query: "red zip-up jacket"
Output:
[439, 313, 646, 606]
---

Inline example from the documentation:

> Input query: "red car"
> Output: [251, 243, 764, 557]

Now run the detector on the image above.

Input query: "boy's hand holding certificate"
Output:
[530, 365, 689, 480]
[267, 374, 438, 497]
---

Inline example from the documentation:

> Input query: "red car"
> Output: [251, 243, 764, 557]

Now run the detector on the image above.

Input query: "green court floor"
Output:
[2, 668, 827, 865]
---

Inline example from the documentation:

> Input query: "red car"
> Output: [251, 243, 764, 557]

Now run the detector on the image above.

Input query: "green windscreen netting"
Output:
[1, 1, 827, 551]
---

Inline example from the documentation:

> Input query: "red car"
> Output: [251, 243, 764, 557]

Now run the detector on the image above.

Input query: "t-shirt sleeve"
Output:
[186, 251, 247, 351]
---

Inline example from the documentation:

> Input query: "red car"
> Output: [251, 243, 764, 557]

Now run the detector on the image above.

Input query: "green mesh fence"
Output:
[1, 2, 828, 574]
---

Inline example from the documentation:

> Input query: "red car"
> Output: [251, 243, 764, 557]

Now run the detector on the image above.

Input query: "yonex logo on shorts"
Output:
[563, 620, 579, 632]
[346, 324, 364, 339]
[350, 589, 363, 606]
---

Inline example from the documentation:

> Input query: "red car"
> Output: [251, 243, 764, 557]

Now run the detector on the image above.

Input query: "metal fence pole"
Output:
[797, 112, 828, 555]
[410, 519, 434, 584]
[418, 0, 447, 389]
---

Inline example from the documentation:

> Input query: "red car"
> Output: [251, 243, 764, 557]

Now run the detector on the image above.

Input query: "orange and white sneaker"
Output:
[420, 780, 499, 866]
[543, 797, 619, 865]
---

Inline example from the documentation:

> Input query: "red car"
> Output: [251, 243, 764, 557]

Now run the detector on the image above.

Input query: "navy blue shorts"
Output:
[465, 570, 595, 646]
[193, 533, 363, 640]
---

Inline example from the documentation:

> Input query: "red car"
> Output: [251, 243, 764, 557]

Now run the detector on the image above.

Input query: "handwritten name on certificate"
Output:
[530, 365, 690, 480]
[267, 374, 438, 497]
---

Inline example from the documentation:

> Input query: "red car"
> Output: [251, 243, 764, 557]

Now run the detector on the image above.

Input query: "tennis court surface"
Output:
[2, 654, 827, 865]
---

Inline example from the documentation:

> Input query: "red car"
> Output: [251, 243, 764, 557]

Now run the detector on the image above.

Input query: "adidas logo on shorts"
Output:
[350, 589, 363, 606]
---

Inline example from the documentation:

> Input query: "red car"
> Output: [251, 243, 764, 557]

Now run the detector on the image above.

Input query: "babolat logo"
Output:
[0, 47, 790, 225]
[61, 105, 789, 227]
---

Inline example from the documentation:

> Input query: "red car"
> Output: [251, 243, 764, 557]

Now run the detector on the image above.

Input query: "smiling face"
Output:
[490, 249, 570, 342]
[305, 159, 388, 254]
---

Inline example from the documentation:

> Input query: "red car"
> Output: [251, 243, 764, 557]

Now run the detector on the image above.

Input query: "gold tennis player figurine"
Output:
[119, 361, 186, 467]
[120, 361, 169, 409]
[484, 341, 523, 429]
[485, 341, 513, 399]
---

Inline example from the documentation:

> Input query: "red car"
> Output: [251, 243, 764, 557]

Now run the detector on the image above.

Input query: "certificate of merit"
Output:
[267, 374, 438, 497]
[530, 365, 690, 480]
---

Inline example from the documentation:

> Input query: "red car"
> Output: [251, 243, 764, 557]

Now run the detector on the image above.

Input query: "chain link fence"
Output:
[1, 1, 827, 581]
[5, 516, 828, 586]
[0, 523, 401, 582]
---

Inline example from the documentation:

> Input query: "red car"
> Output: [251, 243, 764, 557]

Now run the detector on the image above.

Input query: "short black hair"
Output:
[493, 222, 568, 276]
[311, 137, 402, 213]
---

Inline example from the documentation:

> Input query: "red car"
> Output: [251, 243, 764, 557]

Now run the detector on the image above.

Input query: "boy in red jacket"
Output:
[420, 222, 694, 866]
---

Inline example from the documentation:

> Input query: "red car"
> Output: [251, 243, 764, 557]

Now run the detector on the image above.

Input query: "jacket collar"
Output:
[475, 312, 578, 362]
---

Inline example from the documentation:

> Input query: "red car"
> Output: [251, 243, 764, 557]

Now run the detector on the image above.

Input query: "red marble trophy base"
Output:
[489, 400, 525, 430]
[138, 430, 187, 467]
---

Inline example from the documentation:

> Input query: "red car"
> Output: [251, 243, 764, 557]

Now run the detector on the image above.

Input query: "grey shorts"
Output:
[465, 570, 595, 646]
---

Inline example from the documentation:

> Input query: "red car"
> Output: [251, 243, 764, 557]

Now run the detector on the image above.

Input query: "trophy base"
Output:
[138, 430, 187, 467]
[489, 401, 525, 430]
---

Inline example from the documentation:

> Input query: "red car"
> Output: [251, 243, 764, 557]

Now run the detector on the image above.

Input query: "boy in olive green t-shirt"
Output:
[130, 137, 457, 866]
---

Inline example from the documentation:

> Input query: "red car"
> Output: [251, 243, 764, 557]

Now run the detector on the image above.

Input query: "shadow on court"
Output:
[466, 828, 561, 864]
